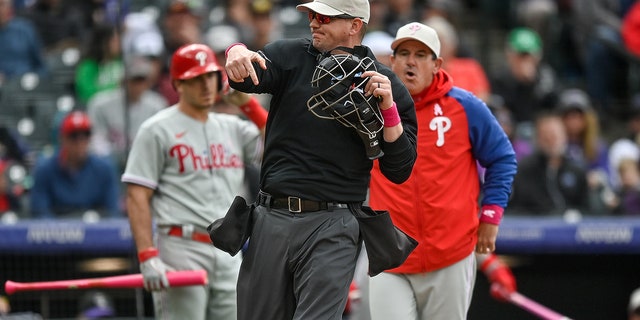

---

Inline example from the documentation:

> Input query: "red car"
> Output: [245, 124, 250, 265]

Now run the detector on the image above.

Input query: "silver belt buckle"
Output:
[288, 196, 302, 213]
[181, 225, 194, 239]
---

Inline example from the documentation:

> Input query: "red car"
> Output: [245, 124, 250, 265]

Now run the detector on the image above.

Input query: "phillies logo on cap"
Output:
[195, 51, 208, 66]
[408, 23, 422, 35]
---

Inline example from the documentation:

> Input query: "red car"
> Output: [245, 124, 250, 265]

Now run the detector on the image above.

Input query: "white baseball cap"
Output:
[296, 0, 370, 24]
[391, 22, 441, 57]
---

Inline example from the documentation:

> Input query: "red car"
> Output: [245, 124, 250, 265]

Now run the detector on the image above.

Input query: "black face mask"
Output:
[308, 51, 384, 160]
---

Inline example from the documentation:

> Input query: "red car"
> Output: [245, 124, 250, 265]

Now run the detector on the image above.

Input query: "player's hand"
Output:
[138, 247, 174, 291]
[225, 44, 267, 85]
[223, 88, 251, 107]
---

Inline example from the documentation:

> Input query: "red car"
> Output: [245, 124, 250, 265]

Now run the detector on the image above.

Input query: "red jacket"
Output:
[369, 70, 516, 273]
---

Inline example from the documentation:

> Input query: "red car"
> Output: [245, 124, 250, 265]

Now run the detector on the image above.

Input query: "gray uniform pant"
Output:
[368, 252, 477, 320]
[238, 205, 361, 320]
[153, 234, 241, 320]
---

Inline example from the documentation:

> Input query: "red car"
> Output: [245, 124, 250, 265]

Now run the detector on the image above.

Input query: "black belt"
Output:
[257, 191, 347, 213]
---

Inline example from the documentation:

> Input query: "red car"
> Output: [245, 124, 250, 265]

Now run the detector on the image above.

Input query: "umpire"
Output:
[223, 0, 417, 319]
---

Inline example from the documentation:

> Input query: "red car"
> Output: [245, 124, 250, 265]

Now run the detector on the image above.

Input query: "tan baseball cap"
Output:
[391, 22, 441, 57]
[296, 0, 370, 24]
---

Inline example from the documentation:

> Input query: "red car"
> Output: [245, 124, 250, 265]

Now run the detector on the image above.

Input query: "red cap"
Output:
[170, 43, 222, 80]
[60, 111, 92, 135]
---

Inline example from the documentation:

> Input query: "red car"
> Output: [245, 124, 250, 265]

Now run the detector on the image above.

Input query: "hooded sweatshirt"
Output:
[369, 70, 517, 273]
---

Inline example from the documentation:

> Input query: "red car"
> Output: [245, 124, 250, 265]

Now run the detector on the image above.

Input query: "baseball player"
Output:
[122, 43, 266, 320]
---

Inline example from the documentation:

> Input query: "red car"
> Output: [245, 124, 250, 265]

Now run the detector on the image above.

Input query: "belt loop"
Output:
[181, 225, 194, 240]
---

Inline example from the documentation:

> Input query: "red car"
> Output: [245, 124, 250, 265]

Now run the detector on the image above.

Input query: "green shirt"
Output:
[75, 58, 124, 104]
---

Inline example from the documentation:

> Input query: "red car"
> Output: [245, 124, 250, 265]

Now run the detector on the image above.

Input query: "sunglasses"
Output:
[308, 11, 355, 24]
[67, 131, 91, 140]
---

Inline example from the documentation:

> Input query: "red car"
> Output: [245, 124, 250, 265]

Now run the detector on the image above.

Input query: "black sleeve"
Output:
[377, 68, 417, 184]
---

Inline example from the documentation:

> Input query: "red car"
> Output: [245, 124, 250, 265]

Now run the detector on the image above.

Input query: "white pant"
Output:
[369, 252, 476, 320]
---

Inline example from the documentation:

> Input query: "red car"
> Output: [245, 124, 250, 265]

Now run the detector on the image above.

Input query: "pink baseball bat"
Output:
[508, 291, 573, 320]
[5, 269, 208, 295]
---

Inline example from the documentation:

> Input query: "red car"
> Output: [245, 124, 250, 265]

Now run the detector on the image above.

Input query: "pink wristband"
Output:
[479, 204, 504, 225]
[381, 102, 401, 127]
[225, 43, 247, 58]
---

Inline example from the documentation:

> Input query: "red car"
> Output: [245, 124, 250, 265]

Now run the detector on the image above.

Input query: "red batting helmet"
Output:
[170, 43, 223, 81]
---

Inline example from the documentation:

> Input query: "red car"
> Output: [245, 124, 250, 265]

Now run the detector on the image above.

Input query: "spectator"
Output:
[122, 12, 165, 88]
[508, 112, 593, 216]
[205, 23, 243, 65]
[367, 0, 389, 32]
[487, 95, 533, 161]
[20, 0, 84, 52]
[613, 157, 640, 215]
[424, 15, 491, 102]
[76, 290, 116, 319]
[490, 27, 558, 125]
[157, 0, 205, 105]
[572, 0, 634, 113]
[247, 0, 282, 51]
[556, 88, 616, 213]
[383, 0, 423, 37]
[87, 55, 167, 171]
[0, 160, 22, 215]
[0, 0, 48, 81]
[558, 88, 610, 173]
[609, 94, 640, 189]
[75, 23, 124, 105]
[29, 111, 121, 219]
[0, 125, 31, 166]
[362, 30, 394, 67]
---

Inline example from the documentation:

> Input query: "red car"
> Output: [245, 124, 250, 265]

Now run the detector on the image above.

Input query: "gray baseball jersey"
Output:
[122, 105, 262, 229]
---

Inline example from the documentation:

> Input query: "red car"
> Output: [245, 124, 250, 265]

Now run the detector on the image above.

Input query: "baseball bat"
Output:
[508, 291, 573, 320]
[4, 269, 207, 295]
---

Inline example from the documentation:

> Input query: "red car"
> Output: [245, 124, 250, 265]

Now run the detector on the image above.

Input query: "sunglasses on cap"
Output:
[308, 11, 356, 24]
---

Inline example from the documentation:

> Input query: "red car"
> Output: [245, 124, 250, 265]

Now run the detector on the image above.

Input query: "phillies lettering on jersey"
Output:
[169, 143, 244, 173]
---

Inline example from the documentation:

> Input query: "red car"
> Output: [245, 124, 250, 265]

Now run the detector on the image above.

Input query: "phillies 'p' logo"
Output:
[429, 103, 451, 147]
[195, 51, 208, 66]
[408, 23, 422, 35]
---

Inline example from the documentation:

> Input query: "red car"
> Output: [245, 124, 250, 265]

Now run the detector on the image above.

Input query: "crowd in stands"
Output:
[0, 0, 640, 220]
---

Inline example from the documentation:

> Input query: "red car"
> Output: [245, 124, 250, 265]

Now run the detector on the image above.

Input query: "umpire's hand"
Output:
[138, 247, 174, 291]
[225, 43, 267, 85]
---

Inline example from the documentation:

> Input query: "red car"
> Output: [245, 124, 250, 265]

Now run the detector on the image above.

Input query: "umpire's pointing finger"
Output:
[225, 44, 267, 85]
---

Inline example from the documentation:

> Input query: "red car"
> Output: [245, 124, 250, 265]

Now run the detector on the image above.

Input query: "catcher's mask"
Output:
[308, 52, 384, 159]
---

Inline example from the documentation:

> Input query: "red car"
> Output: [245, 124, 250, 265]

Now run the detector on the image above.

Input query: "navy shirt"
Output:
[29, 152, 121, 218]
